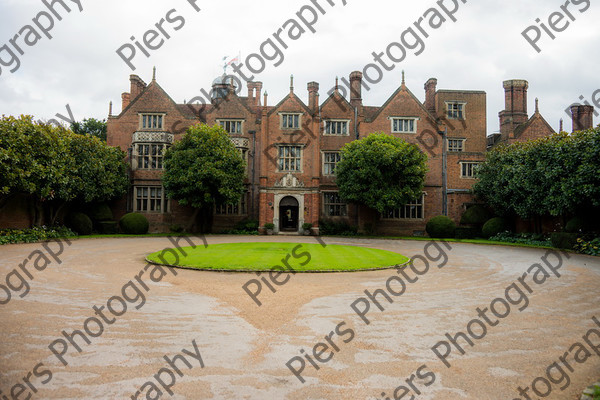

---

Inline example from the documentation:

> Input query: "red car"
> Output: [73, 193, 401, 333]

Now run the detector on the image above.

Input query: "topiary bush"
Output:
[454, 226, 479, 239]
[482, 217, 507, 238]
[565, 217, 585, 233]
[66, 212, 93, 235]
[460, 205, 491, 226]
[550, 232, 578, 250]
[87, 203, 113, 222]
[426, 216, 456, 238]
[119, 213, 149, 234]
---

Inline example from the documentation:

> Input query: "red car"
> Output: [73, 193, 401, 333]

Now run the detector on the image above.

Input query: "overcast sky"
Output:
[0, 0, 598, 134]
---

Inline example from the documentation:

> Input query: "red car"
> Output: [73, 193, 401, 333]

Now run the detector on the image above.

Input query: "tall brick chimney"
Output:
[424, 78, 437, 114]
[499, 79, 529, 139]
[255, 82, 263, 107]
[308, 82, 319, 113]
[571, 105, 594, 132]
[247, 82, 255, 105]
[130, 75, 147, 101]
[350, 71, 363, 108]
[121, 92, 130, 111]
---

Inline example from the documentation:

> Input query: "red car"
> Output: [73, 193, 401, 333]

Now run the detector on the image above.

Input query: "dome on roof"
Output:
[211, 74, 237, 101]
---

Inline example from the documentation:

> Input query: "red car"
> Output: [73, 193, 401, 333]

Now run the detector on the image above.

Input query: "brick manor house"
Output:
[105, 70, 595, 235]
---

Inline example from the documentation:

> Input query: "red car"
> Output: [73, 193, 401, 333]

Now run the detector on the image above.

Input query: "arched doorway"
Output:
[279, 196, 299, 232]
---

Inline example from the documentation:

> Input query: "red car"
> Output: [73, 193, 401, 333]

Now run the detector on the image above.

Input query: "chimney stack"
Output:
[129, 75, 147, 101]
[424, 78, 437, 114]
[247, 82, 255, 105]
[121, 92, 130, 111]
[499, 79, 529, 139]
[255, 82, 263, 107]
[571, 105, 594, 132]
[308, 82, 319, 113]
[350, 71, 363, 107]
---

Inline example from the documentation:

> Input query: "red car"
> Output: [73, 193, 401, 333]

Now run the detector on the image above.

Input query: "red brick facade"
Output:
[104, 71, 496, 235]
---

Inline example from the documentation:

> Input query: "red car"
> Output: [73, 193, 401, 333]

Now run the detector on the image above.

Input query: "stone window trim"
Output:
[133, 185, 169, 214]
[133, 143, 169, 170]
[275, 144, 305, 173]
[322, 191, 347, 217]
[388, 116, 420, 133]
[448, 138, 466, 152]
[445, 102, 467, 120]
[139, 113, 166, 131]
[279, 112, 303, 130]
[323, 119, 351, 136]
[217, 118, 245, 135]
[322, 151, 342, 176]
[460, 161, 480, 179]
[381, 193, 426, 220]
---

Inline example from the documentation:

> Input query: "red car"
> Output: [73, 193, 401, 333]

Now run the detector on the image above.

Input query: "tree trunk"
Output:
[32, 198, 44, 227]
[49, 201, 67, 226]
[186, 208, 200, 233]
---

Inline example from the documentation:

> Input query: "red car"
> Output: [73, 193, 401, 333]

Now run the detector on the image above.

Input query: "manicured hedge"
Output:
[550, 232, 578, 250]
[426, 216, 456, 238]
[119, 213, 149, 234]
[66, 212, 93, 235]
[460, 205, 491, 226]
[565, 217, 584, 233]
[482, 217, 507, 238]
[88, 203, 113, 222]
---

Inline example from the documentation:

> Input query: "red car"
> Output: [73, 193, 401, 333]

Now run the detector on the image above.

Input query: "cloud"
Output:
[0, 0, 597, 133]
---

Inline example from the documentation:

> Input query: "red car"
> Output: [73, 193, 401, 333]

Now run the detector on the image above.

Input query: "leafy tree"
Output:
[162, 124, 246, 232]
[335, 133, 428, 213]
[71, 118, 107, 141]
[474, 128, 600, 227]
[0, 115, 128, 226]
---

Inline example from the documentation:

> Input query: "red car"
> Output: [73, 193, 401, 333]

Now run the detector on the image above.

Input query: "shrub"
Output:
[66, 212, 93, 235]
[574, 237, 600, 256]
[98, 221, 118, 234]
[454, 226, 479, 239]
[489, 232, 551, 247]
[170, 224, 184, 233]
[302, 223, 313, 230]
[460, 205, 491, 226]
[482, 217, 507, 238]
[119, 213, 149, 234]
[426, 216, 456, 238]
[0, 226, 75, 245]
[234, 219, 259, 233]
[565, 217, 585, 233]
[264, 223, 275, 230]
[87, 203, 113, 222]
[319, 219, 358, 236]
[550, 232, 578, 250]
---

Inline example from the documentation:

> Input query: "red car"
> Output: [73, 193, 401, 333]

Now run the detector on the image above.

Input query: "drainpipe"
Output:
[439, 127, 448, 216]
[249, 130, 257, 217]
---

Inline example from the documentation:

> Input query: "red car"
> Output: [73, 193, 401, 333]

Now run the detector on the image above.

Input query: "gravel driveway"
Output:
[1, 235, 599, 400]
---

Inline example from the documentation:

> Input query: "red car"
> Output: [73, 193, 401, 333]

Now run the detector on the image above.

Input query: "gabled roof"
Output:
[369, 83, 437, 125]
[513, 110, 556, 139]
[267, 91, 312, 116]
[320, 90, 353, 112]
[120, 79, 196, 121]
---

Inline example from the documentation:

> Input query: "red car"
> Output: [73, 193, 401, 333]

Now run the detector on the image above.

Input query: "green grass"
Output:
[147, 242, 409, 272]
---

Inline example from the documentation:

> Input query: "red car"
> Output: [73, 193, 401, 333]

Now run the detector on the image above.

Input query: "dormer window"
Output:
[140, 114, 164, 130]
[281, 113, 301, 129]
[390, 117, 418, 133]
[218, 119, 243, 134]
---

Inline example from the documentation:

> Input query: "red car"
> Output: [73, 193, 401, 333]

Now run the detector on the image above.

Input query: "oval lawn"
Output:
[147, 242, 408, 272]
